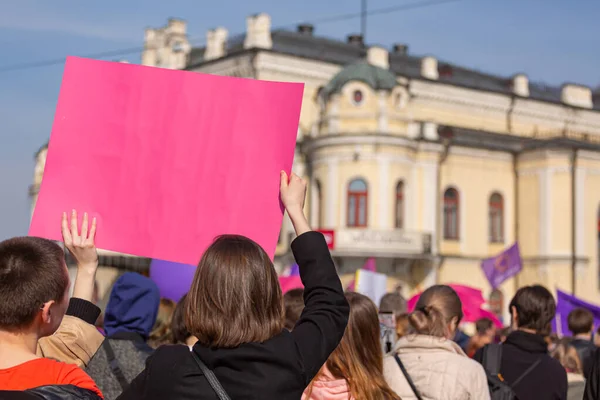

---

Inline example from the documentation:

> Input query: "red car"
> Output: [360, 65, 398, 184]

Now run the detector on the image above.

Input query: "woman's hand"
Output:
[280, 171, 311, 236]
[62, 210, 98, 301]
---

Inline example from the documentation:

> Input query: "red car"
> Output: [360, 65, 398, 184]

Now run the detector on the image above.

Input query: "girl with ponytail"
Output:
[383, 285, 490, 399]
[303, 292, 400, 400]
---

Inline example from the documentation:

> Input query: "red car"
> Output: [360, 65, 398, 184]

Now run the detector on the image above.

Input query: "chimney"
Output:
[421, 56, 439, 80]
[347, 34, 364, 47]
[167, 18, 187, 35]
[367, 46, 389, 69]
[205, 27, 228, 61]
[393, 44, 408, 55]
[561, 84, 593, 109]
[512, 74, 529, 97]
[297, 24, 314, 36]
[244, 13, 273, 49]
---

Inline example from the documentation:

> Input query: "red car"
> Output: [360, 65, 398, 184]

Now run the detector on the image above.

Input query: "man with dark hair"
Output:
[0, 211, 103, 398]
[568, 308, 596, 378]
[283, 288, 305, 331]
[466, 318, 496, 357]
[475, 285, 568, 400]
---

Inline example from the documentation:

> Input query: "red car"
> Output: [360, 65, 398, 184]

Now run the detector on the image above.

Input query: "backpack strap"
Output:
[511, 358, 543, 389]
[190, 351, 231, 400]
[394, 354, 424, 400]
[482, 343, 502, 376]
[102, 339, 130, 391]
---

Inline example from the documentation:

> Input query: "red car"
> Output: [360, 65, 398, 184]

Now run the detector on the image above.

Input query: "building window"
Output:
[489, 192, 504, 243]
[352, 90, 364, 106]
[443, 187, 459, 240]
[395, 181, 404, 229]
[348, 179, 368, 227]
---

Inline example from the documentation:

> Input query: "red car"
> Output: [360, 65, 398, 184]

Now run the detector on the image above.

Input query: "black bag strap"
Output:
[190, 351, 231, 400]
[483, 343, 502, 376]
[102, 339, 129, 391]
[394, 354, 424, 400]
[511, 358, 543, 389]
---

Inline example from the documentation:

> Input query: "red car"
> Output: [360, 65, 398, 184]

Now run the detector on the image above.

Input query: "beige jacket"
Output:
[37, 315, 105, 368]
[383, 335, 490, 400]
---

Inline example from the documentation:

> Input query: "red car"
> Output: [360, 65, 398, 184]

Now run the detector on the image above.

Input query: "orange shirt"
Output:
[0, 358, 102, 398]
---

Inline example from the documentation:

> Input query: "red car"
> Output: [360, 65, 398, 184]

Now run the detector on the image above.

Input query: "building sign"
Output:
[333, 229, 430, 256]
[317, 230, 335, 249]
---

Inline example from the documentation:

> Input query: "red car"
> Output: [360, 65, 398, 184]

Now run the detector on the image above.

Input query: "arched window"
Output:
[443, 188, 459, 240]
[395, 181, 404, 229]
[348, 179, 368, 227]
[489, 192, 504, 243]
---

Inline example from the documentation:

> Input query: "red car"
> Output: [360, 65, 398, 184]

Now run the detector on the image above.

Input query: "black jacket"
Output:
[0, 385, 102, 400]
[117, 231, 349, 400]
[475, 331, 568, 400]
[584, 348, 600, 399]
[571, 338, 596, 379]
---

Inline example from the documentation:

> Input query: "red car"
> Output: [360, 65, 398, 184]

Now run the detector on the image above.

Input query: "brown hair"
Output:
[148, 298, 176, 348]
[283, 288, 305, 331]
[509, 285, 555, 335]
[171, 293, 192, 344]
[475, 317, 494, 335]
[409, 285, 463, 338]
[185, 235, 284, 348]
[395, 313, 409, 339]
[0, 237, 68, 330]
[568, 308, 594, 335]
[551, 338, 583, 374]
[306, 292, 400, 400]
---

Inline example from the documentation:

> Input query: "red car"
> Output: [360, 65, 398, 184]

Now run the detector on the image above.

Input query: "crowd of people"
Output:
[1, 172, 600, 399]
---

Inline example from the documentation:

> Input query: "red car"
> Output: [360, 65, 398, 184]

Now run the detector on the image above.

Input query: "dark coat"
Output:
[117, 231, 349, 400]
[0, 385, 102, 400]
[584, 348, 600, 399]
[571, 338, 596, 379]
[475, 330, 568, 400]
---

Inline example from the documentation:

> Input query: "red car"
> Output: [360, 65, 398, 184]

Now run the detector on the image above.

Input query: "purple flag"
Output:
[481, 243, 522, 289]
[552, 289, 600, 335]
[289, 263, 300, 276]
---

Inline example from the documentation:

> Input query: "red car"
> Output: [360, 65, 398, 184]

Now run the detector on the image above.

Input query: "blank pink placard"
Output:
[29, 57, 304, 265]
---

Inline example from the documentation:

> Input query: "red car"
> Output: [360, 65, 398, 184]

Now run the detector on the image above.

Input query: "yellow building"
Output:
[31, 14, 600, 312]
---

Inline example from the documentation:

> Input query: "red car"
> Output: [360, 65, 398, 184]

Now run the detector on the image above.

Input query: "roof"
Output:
[186, 28, 597, 109]
[322, 62, 397, 98]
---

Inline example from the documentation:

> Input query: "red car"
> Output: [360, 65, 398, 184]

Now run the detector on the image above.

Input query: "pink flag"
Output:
[408, 283, 501, 327]
[347, 258, 377, 291]
[29, 57, 303, 265]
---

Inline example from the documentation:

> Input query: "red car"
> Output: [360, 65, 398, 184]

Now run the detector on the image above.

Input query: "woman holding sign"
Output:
[117, 172, 349, 400]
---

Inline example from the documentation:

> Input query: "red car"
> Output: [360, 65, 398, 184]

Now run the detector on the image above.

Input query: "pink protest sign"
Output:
[29, 57, 303, 264]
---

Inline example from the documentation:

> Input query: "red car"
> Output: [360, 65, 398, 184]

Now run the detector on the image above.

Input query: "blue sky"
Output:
[0, 0, 598, 240]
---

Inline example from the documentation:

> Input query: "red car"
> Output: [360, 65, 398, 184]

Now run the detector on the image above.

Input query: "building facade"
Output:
[31, 14, 600, 310]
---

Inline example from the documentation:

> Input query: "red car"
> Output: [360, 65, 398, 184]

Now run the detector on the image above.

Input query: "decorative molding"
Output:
[254, 52, 341, 83]
[449, 146, 513, 162]
[303, 134, 418, 154]
[421, 162, 438, 255]
[310, 152, 414, 167]
[378, 90, 388, 132]
[408, 166, 418, 230]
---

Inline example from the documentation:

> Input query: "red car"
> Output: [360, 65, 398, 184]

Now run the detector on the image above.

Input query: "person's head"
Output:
[568, 308, 594, 336]
[0, 237, 69, 338]
[186, 235, 284, 348]
[395, 313, 410, 339]
[283, 288, 305, 331]
[409, 285, 463, 339]
[475, 317, 496, 343]
[379, 292, 407, 316]
[509, 285, 555, 335]
[148, 298, 176, 348]
[171, 293, 196, 345]
[104, 272, 160, 339]
[306, 292, 400, 400]
[551, 338, 583, 374]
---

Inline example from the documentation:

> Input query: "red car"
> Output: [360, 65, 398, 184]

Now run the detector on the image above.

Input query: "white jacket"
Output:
[383, 335, 490, 400]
